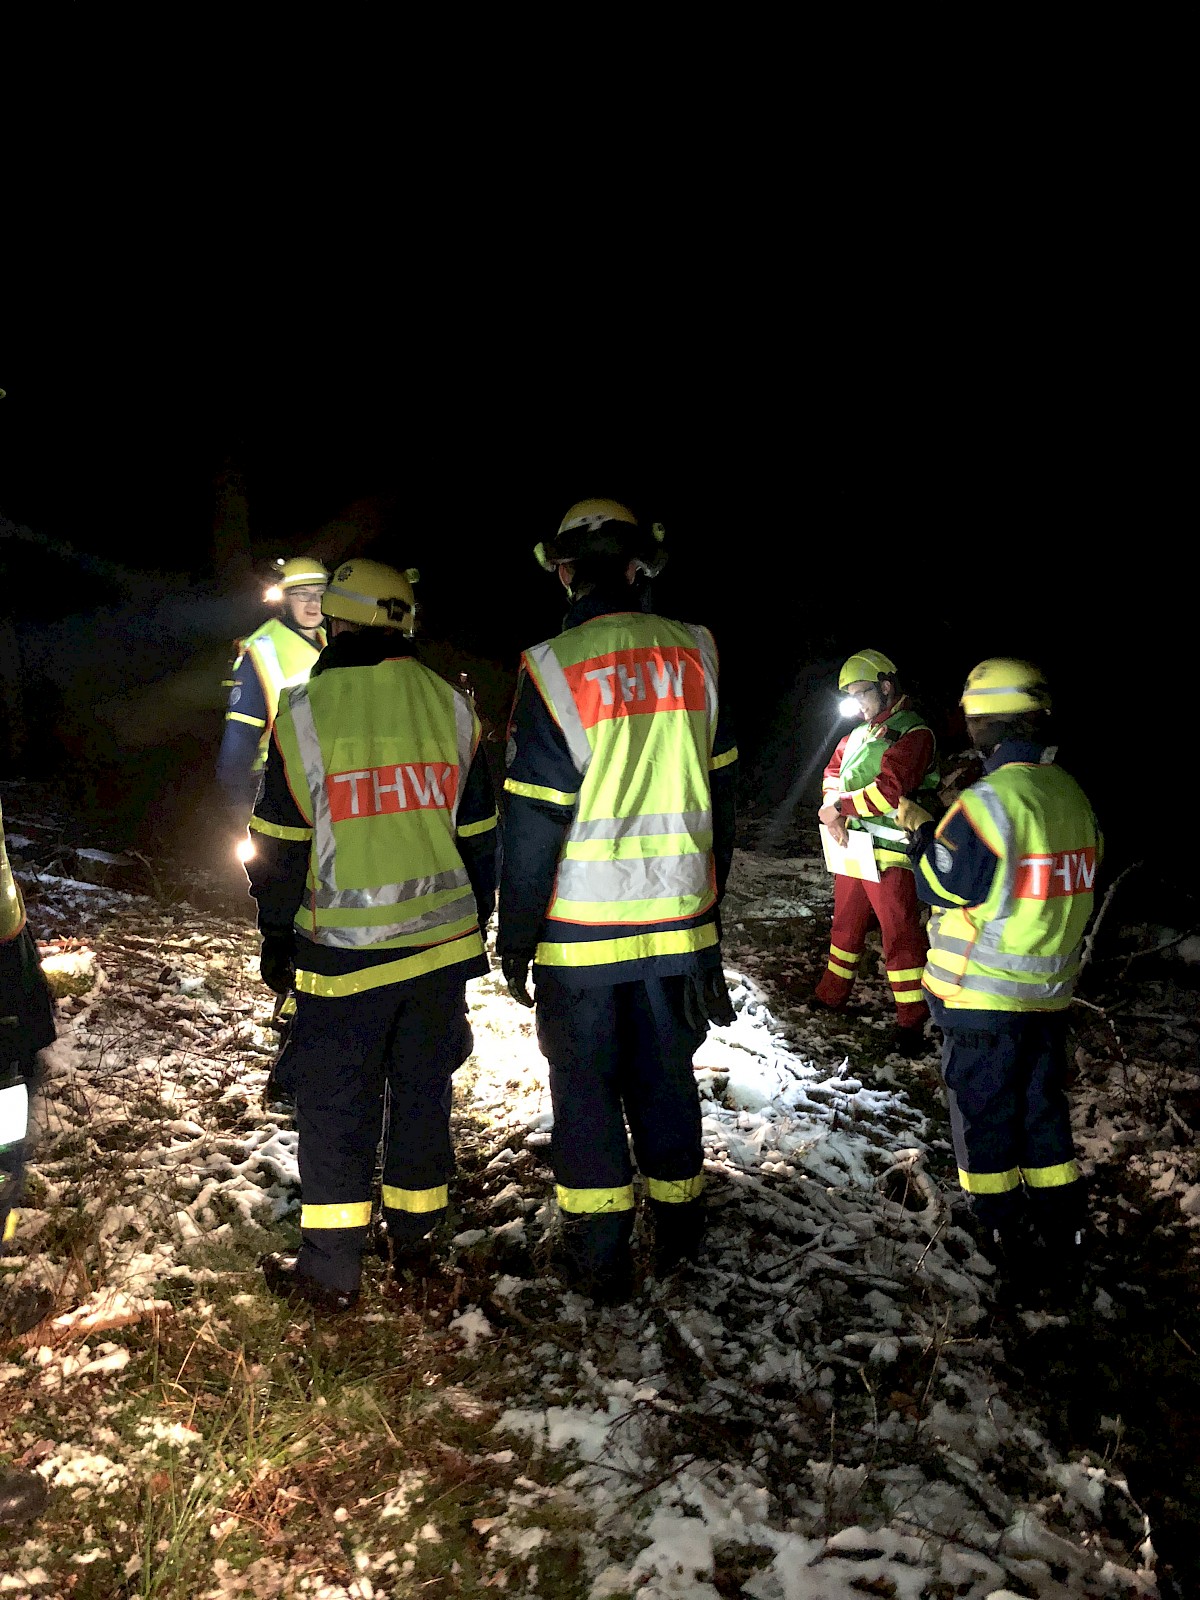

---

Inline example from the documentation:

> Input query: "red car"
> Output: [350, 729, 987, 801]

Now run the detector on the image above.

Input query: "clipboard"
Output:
[820, 825, 880, 882]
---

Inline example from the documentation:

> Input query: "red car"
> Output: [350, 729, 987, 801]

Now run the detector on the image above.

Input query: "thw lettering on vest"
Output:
[326, 763, 459, 822]
[563, 647, 706, 729]
[1014, 846, 1097, 899]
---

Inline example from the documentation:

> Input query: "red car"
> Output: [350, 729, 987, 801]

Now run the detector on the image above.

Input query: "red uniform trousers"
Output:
[814, 864, 929, 1031]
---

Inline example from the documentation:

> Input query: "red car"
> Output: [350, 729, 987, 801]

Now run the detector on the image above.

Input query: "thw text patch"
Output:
[563, 647, 705, 729]
[1014, 847, 1097, 899]
[326, 763, 458, 821]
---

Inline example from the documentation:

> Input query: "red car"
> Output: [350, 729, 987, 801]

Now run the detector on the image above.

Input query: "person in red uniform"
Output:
[814, 649, 939, 1056]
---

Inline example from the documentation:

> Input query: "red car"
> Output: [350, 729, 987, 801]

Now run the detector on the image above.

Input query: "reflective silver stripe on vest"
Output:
[313, 867, 470, 911]
[968, 781, 1017, 952]
[928, 927, 1077, 976]
[690, 625, 719, 750]
[250, 634, 284, 699]
[570, 810, 711, 841]
[290, 686, 338, 889]
[555, 852, 711, 904]
[451, 692, 476, 827]
[933, 967, 1075, 1002]
[314, 898, 476, 947]
[525, 642, 593, 774]
[858, 817, 908, 844]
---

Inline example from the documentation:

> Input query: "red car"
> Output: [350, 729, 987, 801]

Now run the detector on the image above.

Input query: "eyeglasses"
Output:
[288, 587, 326, 603]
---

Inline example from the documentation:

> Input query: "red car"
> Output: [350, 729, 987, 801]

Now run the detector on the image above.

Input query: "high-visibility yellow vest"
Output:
[1, 800, 27, 944]
[830, 707, 940, 870]
[921, 762, 1098, 1012]
[268, 659, 485, 967]
[232, 619, 325, 771]
[520, 613, 720, 965]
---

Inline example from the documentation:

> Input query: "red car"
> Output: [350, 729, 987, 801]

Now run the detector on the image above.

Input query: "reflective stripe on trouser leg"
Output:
[536, 973, 707, 1273]
[814, 875, 874, 1008]
[381, 972, 473, 1249]
[288, 983, 405, 1292]
[864, 866, 929, 1029]
[1014, 1014, 1087, 1237]
[620, 976, 705, 1200]
[940, 1025, 1025, 1230]
[537, 977, 634, 1255]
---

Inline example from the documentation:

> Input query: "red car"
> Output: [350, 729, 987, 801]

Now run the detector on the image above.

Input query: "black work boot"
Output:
[978, 1215, 1041, 1310]
[0, 1284, 55, 1340]
[1036, 1222, 1088, 1314]
[892, 1025, 932, 1059]
[259, 1252, 359, 1314]
[0, 1467, 48, 1527]
[650, 1198, 706, 1278]
[554, 1213, 636, 1306]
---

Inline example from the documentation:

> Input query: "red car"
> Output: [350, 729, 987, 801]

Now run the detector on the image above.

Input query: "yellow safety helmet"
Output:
[534, 498, 667, 578]
[960, 658, 1051, 717]
[838, 648, 898, 691]
[322, 559, 421, 635]
[277, 556, 329, 590]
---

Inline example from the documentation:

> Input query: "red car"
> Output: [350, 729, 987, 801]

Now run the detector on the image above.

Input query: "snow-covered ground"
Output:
[2, 820, 1196, 1598]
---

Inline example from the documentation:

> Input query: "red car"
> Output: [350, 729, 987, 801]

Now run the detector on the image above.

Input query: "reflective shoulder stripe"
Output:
[451, 690, 479, 827]
[709, 745, 738, 772]
[524, 642, 593, 774]
[226, 712, 268, 728]
[249, 815, 314, 842]
[965, 781, 1017, 944]
[457, 812, 498, 838]
[288, 687, 337, 892]
[249, 633, 284, 696]
[685, 623, 720, 751]
[504, 777, 578, 807]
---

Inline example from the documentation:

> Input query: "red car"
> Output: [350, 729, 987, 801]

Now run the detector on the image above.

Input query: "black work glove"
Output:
[502, 953, 535, 1008]
[259, 934, 296, 997]
[683, 969, 737, 1033]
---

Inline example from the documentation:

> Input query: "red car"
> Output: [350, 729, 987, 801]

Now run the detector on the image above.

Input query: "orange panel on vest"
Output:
[1014, 847, 1097, 899]
[326, 763, 459, 820]
[562, 647, 706, 729]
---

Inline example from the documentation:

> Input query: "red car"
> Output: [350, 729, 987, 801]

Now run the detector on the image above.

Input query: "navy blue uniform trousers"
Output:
[286, 969, 473, 1292]
[939, 1009, 1086, 1237]
[535, 972, 706, 1272]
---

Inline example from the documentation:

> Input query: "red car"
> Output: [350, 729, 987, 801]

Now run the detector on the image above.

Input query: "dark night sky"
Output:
[0, 258, 1186, 882]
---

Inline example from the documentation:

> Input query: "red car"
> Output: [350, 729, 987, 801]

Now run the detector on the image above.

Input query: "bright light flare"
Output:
[839, 697, 861, 718]
[235, 838, 255, 864]
[263, 584, 284, 604]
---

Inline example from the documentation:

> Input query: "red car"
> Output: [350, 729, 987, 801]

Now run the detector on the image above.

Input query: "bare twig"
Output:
[1079, 860, 1142, 972]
